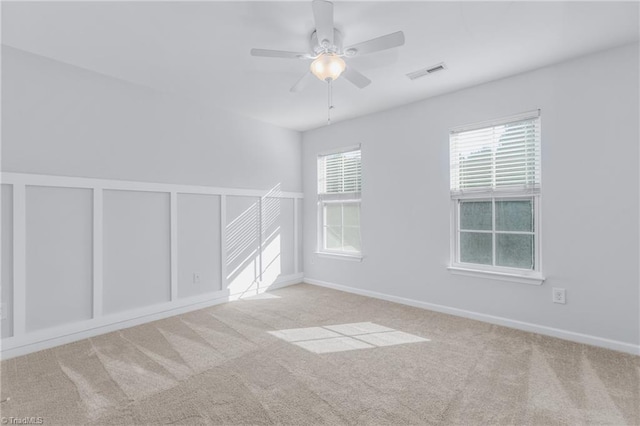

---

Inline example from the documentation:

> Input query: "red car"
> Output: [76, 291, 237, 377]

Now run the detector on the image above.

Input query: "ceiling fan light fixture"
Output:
[310, 53, 346, 81]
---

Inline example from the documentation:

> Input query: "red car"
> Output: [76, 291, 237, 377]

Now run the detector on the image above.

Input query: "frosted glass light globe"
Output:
[311, 53, 346, 81]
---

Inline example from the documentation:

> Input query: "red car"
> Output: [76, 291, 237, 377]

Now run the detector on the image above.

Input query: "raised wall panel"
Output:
[1, 172, 302, 358]
[177, 193, 221, 298]
[296, 201, 303, 274]
[280, 197, 295, 276]
[261, 197, 295, 286]
[103, 190, 170, 314]
[26, 186, 93, 332]
[1, 185, 13, 338]
[226, 196, 260, 294]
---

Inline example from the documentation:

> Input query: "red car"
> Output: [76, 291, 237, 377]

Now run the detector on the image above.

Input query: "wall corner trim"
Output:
[303, 277, 640, 356]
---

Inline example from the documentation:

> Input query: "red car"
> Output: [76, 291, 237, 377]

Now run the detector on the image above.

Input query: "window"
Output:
[449, 111, 543, 283]
[317, 147, 362, 258]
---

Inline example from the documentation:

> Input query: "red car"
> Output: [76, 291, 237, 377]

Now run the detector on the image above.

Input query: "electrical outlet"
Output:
[0, 303, 6, 320]
[193, 272, 201, 284]
[552, 288, 566, 304]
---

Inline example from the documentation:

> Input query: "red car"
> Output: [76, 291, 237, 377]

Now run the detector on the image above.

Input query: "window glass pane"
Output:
[343, 204, 360, 227]
[343, 227, 361, 253]
[496, 234, 533, 269]
[460, 201, 492, 230]
[324, 226, 342, 250]
[496, 200, 533, 232]
[460, 232, 492, 265]
[324, 204, 342, 227]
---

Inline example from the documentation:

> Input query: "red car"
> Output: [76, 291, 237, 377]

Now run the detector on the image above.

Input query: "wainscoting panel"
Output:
[0, 173, 303, 359]
[103, 190, 171, 315]
[26, 186, 93, 332]
[177, 193, 221, 298]
[262, 196, 295, 283]
[1, 184, 13, 338]
[296, 199, 303, 275]
[225, 195, 261, 296]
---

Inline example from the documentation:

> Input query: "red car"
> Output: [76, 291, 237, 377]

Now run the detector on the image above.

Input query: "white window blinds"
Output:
[318, 148, 362, 195]
[450, 112, 541, 195]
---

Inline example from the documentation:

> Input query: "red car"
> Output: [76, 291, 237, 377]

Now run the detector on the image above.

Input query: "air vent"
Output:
[406, 63, 446, 80]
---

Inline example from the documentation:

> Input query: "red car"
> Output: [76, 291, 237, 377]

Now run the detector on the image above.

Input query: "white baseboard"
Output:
[303, 277, 640, 356]
[0, 274, 302, 360]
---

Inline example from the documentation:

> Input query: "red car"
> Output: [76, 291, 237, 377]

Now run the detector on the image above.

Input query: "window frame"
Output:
[316, 146, 363, 261]
[449, 193, 543, 284]
[448, 112, 544, 285]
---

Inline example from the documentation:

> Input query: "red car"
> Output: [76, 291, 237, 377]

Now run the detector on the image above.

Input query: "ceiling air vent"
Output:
[406, 63, 446, 80]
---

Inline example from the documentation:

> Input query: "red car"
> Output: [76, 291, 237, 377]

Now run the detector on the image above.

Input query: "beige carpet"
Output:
[1, 283, 639, 425]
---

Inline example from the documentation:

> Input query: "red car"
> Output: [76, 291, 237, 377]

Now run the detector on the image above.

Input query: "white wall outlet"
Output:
[552, 288, 566, 304]
[193, 272, 201, 284]
[0, 303, 6, 320]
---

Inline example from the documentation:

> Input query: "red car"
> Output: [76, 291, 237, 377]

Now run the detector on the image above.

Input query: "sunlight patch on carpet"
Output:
[268, 322, 429, 354]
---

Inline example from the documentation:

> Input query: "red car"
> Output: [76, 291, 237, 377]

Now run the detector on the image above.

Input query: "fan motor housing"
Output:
[310, 29, 343, 55]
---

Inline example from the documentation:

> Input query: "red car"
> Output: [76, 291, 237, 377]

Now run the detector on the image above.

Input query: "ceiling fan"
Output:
[250, 0, 405, 93]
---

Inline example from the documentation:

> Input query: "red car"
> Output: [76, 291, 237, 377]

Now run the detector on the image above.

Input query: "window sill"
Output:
[447, 266, 545, 285]
[315, 252, 363, 262]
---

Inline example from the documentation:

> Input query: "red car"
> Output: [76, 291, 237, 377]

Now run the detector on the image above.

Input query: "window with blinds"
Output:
[318, 149, 362, 195]
[450, 113, 541, 195]
[449, 111, 542, 279]
[317, 147, 362, 257]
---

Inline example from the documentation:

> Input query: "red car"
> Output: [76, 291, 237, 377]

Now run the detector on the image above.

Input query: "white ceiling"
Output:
[2, 1, 639, 131]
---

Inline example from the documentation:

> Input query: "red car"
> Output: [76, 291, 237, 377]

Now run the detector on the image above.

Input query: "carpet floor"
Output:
[1, 283, 639, 425]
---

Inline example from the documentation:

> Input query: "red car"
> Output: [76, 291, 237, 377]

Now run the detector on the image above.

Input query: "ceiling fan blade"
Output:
[250, 49, 309, 59]
[290, 71, 314, 93]
[342, 66, 371, 89]
[312, 0, 334, 47]
[344, 31, 405, 57]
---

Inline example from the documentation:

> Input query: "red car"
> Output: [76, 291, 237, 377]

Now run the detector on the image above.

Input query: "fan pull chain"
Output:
[327, 79, 334, 125]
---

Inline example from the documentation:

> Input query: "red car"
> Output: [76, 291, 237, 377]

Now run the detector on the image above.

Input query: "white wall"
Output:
[1, 46, 301, 192]
[0, 46, 303, 357]
[302, 43, 640, 351]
